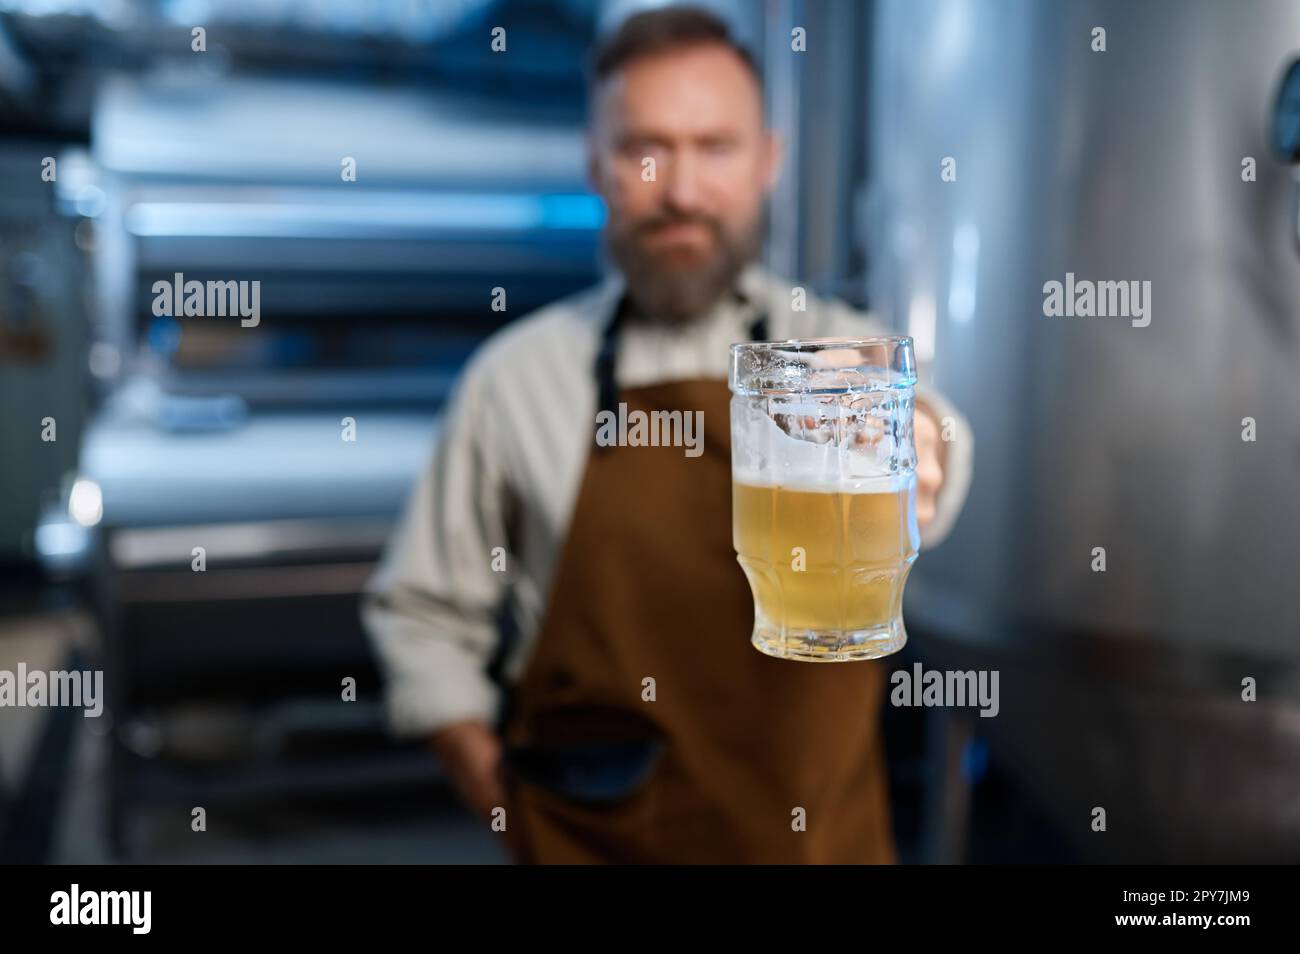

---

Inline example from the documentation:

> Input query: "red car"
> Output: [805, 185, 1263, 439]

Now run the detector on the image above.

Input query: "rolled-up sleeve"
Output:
[361, 359, 509, 738]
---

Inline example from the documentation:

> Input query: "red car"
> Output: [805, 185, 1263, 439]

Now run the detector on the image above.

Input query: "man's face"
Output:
[589, 43, 779, 324]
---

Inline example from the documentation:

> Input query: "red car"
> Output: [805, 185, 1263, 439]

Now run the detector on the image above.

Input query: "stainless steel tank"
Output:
[866, 0, 1300, 862]
[868, 0, 1300, 656]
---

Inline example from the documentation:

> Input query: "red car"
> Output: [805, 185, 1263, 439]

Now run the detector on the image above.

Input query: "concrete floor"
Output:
[0, 609, 507, 864]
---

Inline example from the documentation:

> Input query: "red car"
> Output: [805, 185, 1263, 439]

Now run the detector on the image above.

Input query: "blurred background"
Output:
[1, 0, 1298, 864]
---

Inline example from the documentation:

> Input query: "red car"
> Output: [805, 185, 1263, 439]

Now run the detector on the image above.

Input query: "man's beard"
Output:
[605, 211, 762, 325]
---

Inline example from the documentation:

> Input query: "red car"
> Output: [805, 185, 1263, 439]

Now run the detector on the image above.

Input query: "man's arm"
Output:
[360, 358, 511, 818]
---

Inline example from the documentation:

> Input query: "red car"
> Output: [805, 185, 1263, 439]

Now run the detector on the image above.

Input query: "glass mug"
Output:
[729, 336, 919, 662]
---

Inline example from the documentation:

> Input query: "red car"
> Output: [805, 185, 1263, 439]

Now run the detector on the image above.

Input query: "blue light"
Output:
[125, 191, 607, 239]
[539, 194, 607, 230]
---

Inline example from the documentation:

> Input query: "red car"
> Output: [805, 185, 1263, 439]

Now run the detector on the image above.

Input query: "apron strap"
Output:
[592, 295, 769, 452]
[592, 293, 630, 453]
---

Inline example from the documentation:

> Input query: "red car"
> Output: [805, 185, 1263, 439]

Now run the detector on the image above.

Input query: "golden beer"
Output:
[730, 335, 919, 661]
[732, 479, 918, 660]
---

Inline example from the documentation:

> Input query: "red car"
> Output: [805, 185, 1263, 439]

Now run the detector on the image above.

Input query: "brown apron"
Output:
[498, 302, 896, 864]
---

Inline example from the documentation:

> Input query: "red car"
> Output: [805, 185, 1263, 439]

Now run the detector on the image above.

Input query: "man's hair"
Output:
[589, 5, 762, 93]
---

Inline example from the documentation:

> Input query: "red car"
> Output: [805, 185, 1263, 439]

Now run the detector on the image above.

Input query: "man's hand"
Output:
[915, 402, 946, 532]
[429, 719, 508, 823]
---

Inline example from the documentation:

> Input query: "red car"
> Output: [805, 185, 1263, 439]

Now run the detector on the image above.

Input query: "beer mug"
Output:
[729, 336, 919, 661]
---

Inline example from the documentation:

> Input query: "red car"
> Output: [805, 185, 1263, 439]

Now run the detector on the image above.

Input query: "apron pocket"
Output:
[503, 738, 663, 806]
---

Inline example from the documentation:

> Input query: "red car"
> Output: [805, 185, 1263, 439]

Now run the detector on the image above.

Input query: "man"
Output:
[362, 6, 973, 863]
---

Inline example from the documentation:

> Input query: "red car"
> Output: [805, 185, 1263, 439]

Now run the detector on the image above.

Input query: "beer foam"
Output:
[734, 405, 911, 493]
